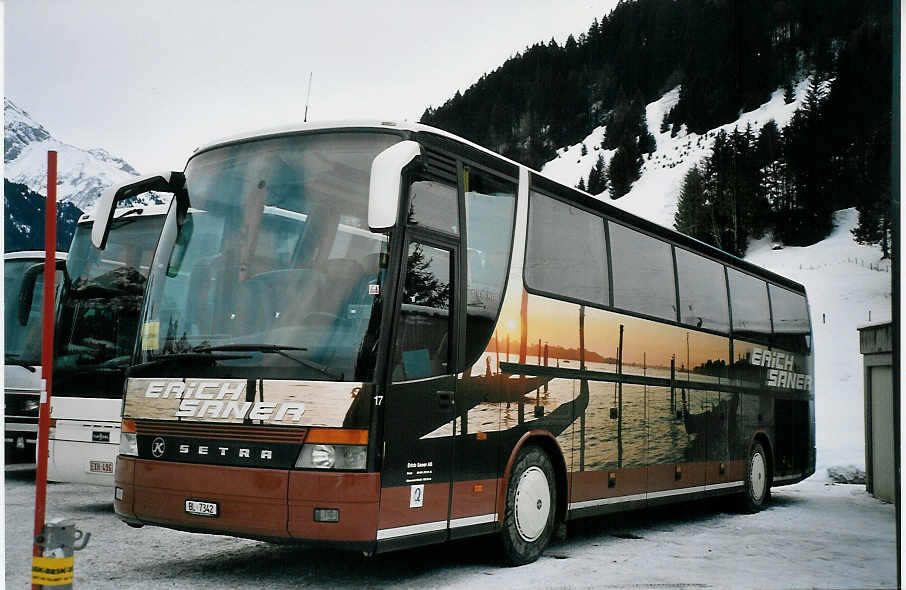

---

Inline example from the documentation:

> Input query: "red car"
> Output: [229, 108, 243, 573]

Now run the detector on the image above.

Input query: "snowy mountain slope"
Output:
[542, 83, 892, 472]
[5, 98, 51, 162]
[4, 98, 140, 212]
[542, 79, 811, 229]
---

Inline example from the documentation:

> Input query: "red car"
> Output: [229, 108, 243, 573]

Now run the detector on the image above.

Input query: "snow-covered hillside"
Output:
[4, 98, 140, 212]
[543, 79, 812, 229]
[747, 208, 891, 470]
[543, 84, 892, 473]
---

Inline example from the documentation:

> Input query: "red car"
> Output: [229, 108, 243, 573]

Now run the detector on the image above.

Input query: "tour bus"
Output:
[42, 205, 167, 484]
[4, 250, 66, 463]
[99, 122, 814, 565]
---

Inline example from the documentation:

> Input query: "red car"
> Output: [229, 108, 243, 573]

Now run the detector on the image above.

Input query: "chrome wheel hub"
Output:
[514, 466, 551, 542]
[750, 451, 766, 502]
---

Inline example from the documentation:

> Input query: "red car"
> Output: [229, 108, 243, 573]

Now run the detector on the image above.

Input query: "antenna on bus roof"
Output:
[303, 72, 313, 123]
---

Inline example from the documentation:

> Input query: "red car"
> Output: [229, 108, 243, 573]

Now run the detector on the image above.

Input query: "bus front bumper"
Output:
[115, 457, 380, 543]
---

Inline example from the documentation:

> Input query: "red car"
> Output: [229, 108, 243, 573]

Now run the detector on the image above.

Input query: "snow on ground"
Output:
[4, 469, 897, 589]
[543, 81, 891, 474]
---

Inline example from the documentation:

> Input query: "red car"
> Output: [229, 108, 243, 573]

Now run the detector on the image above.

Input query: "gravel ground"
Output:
[5, 467, 897, 589]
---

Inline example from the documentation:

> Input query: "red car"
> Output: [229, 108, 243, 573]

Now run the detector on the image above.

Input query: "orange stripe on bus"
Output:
[304, 428, 368, 445]
[121, 418, 137, 433]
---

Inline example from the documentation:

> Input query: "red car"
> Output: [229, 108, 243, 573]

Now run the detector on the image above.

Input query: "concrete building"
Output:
[858, 322, 895, 502]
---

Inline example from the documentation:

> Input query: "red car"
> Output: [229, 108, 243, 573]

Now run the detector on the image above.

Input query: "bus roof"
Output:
[192, 120, 805, 295]
[4, 251, 68, 261]
[78, 203, 171, 224]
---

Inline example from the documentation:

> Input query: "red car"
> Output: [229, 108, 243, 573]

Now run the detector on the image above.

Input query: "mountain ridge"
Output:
[4, 97, 140, 212]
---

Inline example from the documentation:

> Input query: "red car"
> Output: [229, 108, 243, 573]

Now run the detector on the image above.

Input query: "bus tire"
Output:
[739, 441, 770, 513]
[500, 445, 556, 566]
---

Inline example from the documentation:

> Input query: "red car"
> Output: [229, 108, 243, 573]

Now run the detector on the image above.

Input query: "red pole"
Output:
[32, 151, 57, 585]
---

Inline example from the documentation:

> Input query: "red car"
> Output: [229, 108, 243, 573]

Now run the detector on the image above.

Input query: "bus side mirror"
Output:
[92, 171, 187, 249]
[368, 141, 423, 233]
[18, 260, 69, 326]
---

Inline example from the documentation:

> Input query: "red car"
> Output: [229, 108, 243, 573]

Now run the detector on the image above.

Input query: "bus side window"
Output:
[675, 248, 730, 332]
[769, 285, 810, 353]
[392, 242, 453, 381]
[727, 268, 772, 346]
[407, 179, 459, 235]
[609, 221, 676, 321]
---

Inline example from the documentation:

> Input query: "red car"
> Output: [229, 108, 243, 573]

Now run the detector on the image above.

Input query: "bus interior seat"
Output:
[243, 268, 328, 330]
[324, 258, 366, 315]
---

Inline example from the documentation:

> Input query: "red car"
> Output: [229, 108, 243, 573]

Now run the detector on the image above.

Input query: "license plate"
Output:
[92, 431, 110, 442]
[185, 500, 218, 517]
[89, 461, 113, 473]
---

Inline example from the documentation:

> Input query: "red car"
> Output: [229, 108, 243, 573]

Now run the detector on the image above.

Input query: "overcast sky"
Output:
[5, 1, 619, 173]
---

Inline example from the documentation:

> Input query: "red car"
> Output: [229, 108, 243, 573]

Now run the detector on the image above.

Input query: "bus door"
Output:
[378, 234, 459, 547]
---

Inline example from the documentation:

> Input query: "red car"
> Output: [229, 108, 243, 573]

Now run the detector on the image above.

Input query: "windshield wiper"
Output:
[193, 344, 344, 381]
[129, 351, 253, 372]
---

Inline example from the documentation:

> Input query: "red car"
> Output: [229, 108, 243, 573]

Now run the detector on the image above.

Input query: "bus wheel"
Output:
[500, 445, 556, 566]
[739, 441, 770, 513]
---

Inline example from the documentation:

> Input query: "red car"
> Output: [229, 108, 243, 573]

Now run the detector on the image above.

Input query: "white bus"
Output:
[44, 205, 166, 484]
[4, 250, 66, 463]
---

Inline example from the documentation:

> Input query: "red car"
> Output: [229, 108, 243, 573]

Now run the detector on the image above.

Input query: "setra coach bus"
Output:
[98, 121, 814, 565]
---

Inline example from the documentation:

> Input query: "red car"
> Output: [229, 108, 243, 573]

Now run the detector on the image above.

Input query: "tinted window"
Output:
[464, 167, 516, 365]
[392, 242, 452, 381]
[408, 179, 459, 235]
[675, 249, 729, 332]
[137, 132, 400, 381]
[524, 191, 608, 306]
[609, 222, 676, 320]
[769, 285, 810, 353]
[728, 268, 771, 345]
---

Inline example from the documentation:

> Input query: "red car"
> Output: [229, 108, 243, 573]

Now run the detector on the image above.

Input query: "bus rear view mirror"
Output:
[368, 140, 423, 233]
[18, 260, 69, 326]
[92, 171, 187, 249]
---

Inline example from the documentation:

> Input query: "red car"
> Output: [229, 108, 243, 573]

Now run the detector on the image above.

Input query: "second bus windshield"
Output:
[54, 215, 165, 397]
[137, 131, 401, 381]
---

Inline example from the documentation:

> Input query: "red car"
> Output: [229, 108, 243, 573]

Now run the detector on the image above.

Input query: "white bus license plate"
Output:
[185, 500, 218, 517]
[89, 461, 113, 473]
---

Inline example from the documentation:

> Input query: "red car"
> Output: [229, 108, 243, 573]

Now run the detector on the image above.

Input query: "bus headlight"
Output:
[311, 444, 336, 468]
[295, 444, 366, 470]
[119, 432, 138, 457]
[120, 418, 137, 456]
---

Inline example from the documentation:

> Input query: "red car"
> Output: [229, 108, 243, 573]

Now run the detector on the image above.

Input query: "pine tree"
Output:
[607, 141, 638, 199]
[587, 153, 608, 195]
[576, 177, 586, 192]
[674, 167, 709, 241]
[783, 79, 796, 104]
[403, 244, 449, 308]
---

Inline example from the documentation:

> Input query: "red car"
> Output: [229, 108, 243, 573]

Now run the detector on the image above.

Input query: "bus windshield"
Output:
[54, 215, 165, 397]
[5, 258, 48, 365]
[136, 131, 401, 381]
